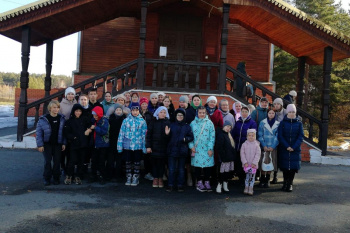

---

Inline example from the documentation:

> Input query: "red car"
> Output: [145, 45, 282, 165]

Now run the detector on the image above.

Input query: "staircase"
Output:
[17, 59, 324, 155]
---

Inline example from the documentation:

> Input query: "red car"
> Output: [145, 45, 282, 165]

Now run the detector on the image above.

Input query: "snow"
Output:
[0, 105, 35, 129]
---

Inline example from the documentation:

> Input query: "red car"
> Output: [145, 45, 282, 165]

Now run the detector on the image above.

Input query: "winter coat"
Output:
[36, 113, 66, 147]
[89, 101, 104, 114]
[91, 106, 109, 148]
[275, 108, 288, 122]
[146, 118, 171, 158]
[59, 98, 77, 120]
[64, 105, 91, 149]
[101, 99, 115, 115]
[283, 94, 294, 105]
[251, 106, 268, 128]
[167, 108, 194, 157]
[117, 113, 147, 153]
[215, 128, 236, 162]
[278, 116, 304, 171]
[232, 115, 257, 151]
[189, 116, 215, 168]
[147, 102, 159, 114]
[108, 113, 126, 148]
[258, 118, 279, 149]
[141, 110, 153, 126]
[208, 108, 223, 129]
[220, 110, 235, 130]
[240, 140, 261, 168]
[184, 105, 196, 125]
[166, 105, 176, 122]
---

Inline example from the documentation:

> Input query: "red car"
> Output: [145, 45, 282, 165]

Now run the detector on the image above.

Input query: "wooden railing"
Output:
[225, 65, 322, 150]
[18, 59, 138, 138]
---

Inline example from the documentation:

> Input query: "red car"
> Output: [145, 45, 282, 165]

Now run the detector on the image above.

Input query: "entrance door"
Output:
[159, 15, 202, 88]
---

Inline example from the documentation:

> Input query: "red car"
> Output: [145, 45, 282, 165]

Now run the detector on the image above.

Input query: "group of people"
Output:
[36, 87, 304, 195]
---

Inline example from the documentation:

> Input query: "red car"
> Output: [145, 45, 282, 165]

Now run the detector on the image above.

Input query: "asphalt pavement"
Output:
[0, 148, 350, 233]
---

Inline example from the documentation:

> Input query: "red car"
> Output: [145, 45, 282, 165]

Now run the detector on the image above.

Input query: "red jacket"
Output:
[209, 109, 223, 129]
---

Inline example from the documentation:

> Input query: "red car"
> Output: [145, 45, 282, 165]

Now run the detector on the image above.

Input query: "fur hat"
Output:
[139, 97, 149, 106]
[65, 87, 76, 98]
[289, 90, 297, 97]
[273, 98, 283, 106]
[206, 96, 217, 104]
[115, 94, 126, 101]
[179, 95, 189, 103]
[286, 104, 297, 113]
[150, 93, 158, 99]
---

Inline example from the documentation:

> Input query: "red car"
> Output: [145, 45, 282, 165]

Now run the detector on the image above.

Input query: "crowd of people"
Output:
[36, 87, 304, 195]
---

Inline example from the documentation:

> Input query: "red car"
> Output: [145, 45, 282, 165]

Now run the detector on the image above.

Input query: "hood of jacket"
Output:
[92, 106, 104, 120]
[70, 104, 85, 119]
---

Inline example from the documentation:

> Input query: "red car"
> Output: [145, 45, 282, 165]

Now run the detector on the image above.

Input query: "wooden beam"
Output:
[297, 56, 306, 108]
[136, 0, 148, 89]
[219, 3, 230, 93]
[43, 39, 53, 114]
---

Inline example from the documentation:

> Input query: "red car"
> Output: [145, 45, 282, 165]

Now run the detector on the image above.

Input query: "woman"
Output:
[148, 93, 159, 114]
[59, 87, 77, 120]
[205, 96, 223, 129]
[101, 92, 114, 115]
[219, 99, 235, 130]
[230, 102, 242, 122]
[163, 95, 175, 122]
[258, 108, 279, 188]
[278, 104, 304, 192]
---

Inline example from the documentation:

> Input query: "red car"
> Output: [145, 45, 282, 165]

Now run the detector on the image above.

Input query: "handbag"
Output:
[261, 151, 274, 171]
[191, 122, 207, 157]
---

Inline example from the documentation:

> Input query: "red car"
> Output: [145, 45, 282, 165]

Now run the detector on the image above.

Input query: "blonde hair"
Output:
[48, 100, 60, 112]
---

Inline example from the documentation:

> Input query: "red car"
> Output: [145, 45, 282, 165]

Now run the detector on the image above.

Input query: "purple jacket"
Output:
[231, 115, 257, 151]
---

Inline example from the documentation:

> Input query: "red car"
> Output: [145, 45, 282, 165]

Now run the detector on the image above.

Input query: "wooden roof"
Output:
[1, 0, 350, 65]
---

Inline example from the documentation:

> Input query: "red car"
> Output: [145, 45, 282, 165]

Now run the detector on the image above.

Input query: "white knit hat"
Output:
[150, 93, 158, 99]
[273, 98, 283, 105]
[289, 90, 297, 97]
[65, 87, 75, 97]
[247, 128, 256, 134]
[286, 104, 297, 113]
[206, 96, 217, 104]
[157, 92, 166, 97]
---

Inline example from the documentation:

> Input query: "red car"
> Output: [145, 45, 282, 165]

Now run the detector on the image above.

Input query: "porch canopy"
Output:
[1, 0, 350, 65]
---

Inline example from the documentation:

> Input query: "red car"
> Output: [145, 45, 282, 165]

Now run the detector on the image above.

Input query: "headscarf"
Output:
[190, 95, 202, 110]
[232, 102, 242, 121]
[153, 106, 169, 120]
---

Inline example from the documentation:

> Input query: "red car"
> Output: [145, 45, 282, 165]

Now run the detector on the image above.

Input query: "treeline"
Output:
[273, 0, 350, 133]
[0, 72, 72, 89]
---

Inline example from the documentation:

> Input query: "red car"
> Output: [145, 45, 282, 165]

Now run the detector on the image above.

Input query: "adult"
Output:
[59, 87, 77, 120]
[278, 104, 304, 192]
[101, 92, 114, 115]
[148, 93, 159, 114]
[235, 61, 247, 97]
[257, 109, 279, 188]
[128, 92, 140, 108]
[188, 94, 202, 119]
[157, 92, 166, 104]
[251, 97, 269, 129]
[124, 91, 131, 108]
[88, 89, 103, 113]
[205, 96, 223, 129]
[179, 95, 196, 125]
[230, 102, 242, 122]
[273, 98, 287, 122]
[219, 99, 235, 130]
[163, 95, 175, 122]
[283, 90, 297, 108]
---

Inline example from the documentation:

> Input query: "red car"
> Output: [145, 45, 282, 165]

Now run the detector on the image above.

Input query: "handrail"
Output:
[145, 58, 220, 67]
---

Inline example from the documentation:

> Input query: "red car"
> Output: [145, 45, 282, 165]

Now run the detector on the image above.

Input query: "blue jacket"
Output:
[251, 106, 268, 128]
[93, 116, 110, 148]
[258, 118, 279, 149]
[36, 113, 66, 147]
[278, 116, 304, 171]
[231, 115, 257, 151]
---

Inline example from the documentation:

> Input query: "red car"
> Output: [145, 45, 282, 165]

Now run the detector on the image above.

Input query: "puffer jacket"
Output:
[92, 106, 109, 148]
[167, 108, 194, 157]
[36, 113, 66, 147]
[240, 140, 261, 168]
[215, 128, 236, 162]
[231, 115, 257, 151]
[59, 98, 77, 120]
[258, 118, 279, 149]
[146, 118, 171, 158]
[278, 116, 304, 171]
[108, 113, 126, 149]
[117, 113, 147, 153]
[101, 99, 115, 115]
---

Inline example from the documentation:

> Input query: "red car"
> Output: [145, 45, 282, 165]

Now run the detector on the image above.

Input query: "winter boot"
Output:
[152, 178, 159, 188]
[216, 183, 222, 194]
[196, 180, 206, 192]
[125, 174, 132, 186]
[281, 181, 287, 191]
[271, 171, 278, 184]
[131, 174, 139, 186]
[187, 173, 193, 187]
[223, 181, 229, 192]
[248, 186, 254, 196]
[258, 175, 265, 188]
[204, 181, 212, 192]
[264, 174, 271, 188]
[243, 186, 249, 194]
[64, 175, 72, 185]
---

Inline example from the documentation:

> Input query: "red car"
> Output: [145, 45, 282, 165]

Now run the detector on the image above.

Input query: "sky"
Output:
[0, 0, 349, 77]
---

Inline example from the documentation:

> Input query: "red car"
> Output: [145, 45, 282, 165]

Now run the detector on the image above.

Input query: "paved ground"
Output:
[1, 149, 350, 233]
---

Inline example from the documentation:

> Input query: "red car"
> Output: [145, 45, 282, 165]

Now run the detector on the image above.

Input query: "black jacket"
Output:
[146, 118, 171, 158]
[108, 114, 126, 148]
[215, 128, 236, 162]
[184, 105, 196, 125]
[167, 104, 176, 122]
[141, 110, 153, 126]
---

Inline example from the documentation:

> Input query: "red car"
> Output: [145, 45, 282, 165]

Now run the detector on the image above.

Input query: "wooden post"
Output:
[136, 0, 148, 89]
[43, 40, 53, 114]
[218, 4, 230, 93]
[320, 47, 333, 156]
[297, 56, 306, 108]
[17, 26, 31, 142]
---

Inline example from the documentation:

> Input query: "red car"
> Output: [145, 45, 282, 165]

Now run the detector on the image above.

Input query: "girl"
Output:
[36, 100, 66, 186]
[148, 93, 159, 114]
[146, 106, 171, 188]
[179, 95, 196, 125]
[230, 102, 242, 122]
[101, 92, 114, 115]
[205, 96, 223, 129]
[115, 94, 126, 106]
[128, 92, 140, 108]
[166, 108, 194, 192]
[240, 129, 261, 195]
[258, 109, 279, 188]
[59, 87, 77, 120]
[117, 103, 147, 186]
[63, 104, 91, 185]
[163, 95, 175, 122]
[189, 106, 215, 192]
[232, 106, 257, 184]
[278, 104, 304, 192]
[215, 121, 236, 194]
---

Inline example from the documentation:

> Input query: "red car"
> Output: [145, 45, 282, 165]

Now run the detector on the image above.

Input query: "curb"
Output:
[310, 149, 350, 166]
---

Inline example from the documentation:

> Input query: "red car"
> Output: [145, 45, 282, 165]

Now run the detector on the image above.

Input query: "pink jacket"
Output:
[240, 140, 261, 168]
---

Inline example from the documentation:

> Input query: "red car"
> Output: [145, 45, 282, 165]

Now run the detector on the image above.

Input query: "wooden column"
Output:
[297, 56, 306, 108]
[17, 26, 31, 142]
[219, 4, 230, 94]
[43, 40, 53, 114]
[320, 47, 333, 156]
[136, 0, 148, 89]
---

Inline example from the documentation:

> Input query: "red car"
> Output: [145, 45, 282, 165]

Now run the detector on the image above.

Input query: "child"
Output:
[117, 103, 147, 186]
[215, 121, 236, 194]
[107, 104, 126, 180]
[166, 108, 194, 192]
[36, 100, 66, 186]
[63, 104, 91, 185]
[240, 129, 261, 195]
[146, 106, 171, 188]
[128, 92, 140, 108]
[148, 93, 159, 114]
[189, 106, 215, 192]
[89, 106, 109, 184]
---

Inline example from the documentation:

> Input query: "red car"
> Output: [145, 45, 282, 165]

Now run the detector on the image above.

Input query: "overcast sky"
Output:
[0, 0, 349, 77]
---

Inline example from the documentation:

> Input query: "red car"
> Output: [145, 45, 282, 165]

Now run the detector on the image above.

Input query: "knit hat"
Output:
[130, 102, 140, 110]
[65, 87, 76, 98]
[157, 92, 166, 97]
[247, 128, 256, 134]
[139, 97, 149, 106]
[115, 94, 126, 101]
[223, 120, 233, 128]
[286, 104, 297, 113]
[273, 98, 283, 106]
[179, 95, 189, 103]
[114, 103, 123, 110]
[150, 93, 158, 99]
[260, 97, 268, 102]
[206, 96, 217, 104]
[289, 90, 297, 97]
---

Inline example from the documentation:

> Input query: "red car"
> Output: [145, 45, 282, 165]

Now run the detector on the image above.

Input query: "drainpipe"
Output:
[269, 44, 276, 92]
